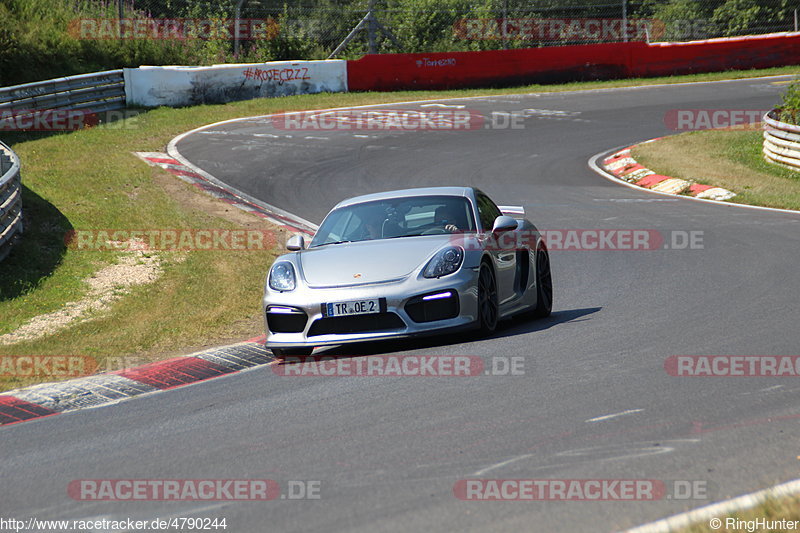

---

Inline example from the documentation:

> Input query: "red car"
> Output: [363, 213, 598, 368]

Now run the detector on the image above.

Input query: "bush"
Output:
[777, 81, 800, 125]
[1, 0, 797, 87]
[0, 0, 260, 86]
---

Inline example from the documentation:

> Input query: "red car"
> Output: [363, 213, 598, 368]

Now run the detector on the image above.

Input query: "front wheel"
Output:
[477, 262, 499, 334]
[271, 347, 314, 358]
[531, 244, 552, 318]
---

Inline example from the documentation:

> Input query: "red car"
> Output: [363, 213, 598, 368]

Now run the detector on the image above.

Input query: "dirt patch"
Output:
[152, 169, 291, 236]
[0, 246, 164, 345]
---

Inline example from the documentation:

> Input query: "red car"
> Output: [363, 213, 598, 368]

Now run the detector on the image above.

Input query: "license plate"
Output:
[323, 298, 382, 317]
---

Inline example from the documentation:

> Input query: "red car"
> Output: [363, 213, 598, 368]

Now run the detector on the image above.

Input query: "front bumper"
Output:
[263, 268, 480, 349]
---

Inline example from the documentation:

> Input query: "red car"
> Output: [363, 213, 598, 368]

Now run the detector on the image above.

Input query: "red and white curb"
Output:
[0, 149, 314, 427]
[0, 149, 312, 428]
[0, 338, 272, 427]
[135, 152, 315, 238]
[602, 141, 736, 201]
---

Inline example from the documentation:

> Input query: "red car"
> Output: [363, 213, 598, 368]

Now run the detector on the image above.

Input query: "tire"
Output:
[531, 243, 553, 318]
[477, 261, 499, 334]
[271, 347, 314, 358]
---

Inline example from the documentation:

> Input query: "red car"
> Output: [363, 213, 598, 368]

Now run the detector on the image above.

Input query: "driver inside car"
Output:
[361, 214, 384, 240]
[357, 207, 391, 240]
[358, 206, 404, 240]
[433, 205, 461, 233]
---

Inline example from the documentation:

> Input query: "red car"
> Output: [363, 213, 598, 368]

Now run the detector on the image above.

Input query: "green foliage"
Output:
[638, 0, 794, 41]
[384, 0, 495, 53]
[645, 0, 710, 40]
[777, 80, 800, 124]
[0, 0, 193, 85]
[0, 0, 796, 86]
[711, 0, 764, 36]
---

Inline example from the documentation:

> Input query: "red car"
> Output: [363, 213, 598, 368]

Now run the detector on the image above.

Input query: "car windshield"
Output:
[310, 195, 476, 247]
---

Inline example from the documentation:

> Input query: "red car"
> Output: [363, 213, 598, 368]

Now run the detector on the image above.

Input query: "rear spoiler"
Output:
[498, 205, 525, 217]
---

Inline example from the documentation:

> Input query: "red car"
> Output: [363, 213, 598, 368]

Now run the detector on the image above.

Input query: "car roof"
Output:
[333, 187, 473, 209]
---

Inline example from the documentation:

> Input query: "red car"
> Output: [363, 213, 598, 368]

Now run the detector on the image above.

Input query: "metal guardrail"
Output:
[0, 140, 22, 262]
[763, 109, 800, 169]
[0, 69, 128, 261]
[0, 70, 126, 126]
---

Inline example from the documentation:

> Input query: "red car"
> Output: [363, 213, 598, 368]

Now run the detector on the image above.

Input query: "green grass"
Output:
[0, 112, 287, 391]
[678, 494, 800, 532]
[1, 65, 800, 392]
[632, 127, 800, 210]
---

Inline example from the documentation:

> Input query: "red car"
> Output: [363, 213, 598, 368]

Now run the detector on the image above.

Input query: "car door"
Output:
[474, 190, 517, 306]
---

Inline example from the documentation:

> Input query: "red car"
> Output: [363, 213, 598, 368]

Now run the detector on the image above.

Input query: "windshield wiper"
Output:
[312, 240, 351, 248]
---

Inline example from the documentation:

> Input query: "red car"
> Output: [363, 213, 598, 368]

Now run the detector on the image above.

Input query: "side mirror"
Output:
[491, 215, 518, 233]
[286, 234, 305, 251]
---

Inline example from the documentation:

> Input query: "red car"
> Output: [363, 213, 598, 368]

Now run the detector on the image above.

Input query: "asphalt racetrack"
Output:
[3, 76, 800, 532]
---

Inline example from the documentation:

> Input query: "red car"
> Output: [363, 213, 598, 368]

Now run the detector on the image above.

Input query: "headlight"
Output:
[423, 246, 464, 278]
[269, 262, 297, 291]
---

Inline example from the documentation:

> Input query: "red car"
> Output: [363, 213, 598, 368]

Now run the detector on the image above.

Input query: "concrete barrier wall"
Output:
[347, 32, 800, 92]
[630, 32, 800, 78]
[347, 42, 632, 91]
[125, 60, 348, 107]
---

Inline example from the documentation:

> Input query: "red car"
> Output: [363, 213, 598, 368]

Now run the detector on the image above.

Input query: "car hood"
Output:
[299, 236, 453, 287]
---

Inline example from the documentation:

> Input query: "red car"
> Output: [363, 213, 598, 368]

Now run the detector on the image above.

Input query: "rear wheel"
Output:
[477, 262, 499, 334]
[531, 244, 553, 318]
[271, 347, 314, 358]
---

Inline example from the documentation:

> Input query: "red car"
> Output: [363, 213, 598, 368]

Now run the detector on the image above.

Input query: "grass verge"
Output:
[1, 65, 799, 393]
[679, 494, 800, 532]
[632, 128, 800, 211]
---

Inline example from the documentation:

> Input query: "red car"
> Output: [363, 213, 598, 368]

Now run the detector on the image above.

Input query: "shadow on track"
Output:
[490, 306, 602, 340]
[308, 306, 602, 357]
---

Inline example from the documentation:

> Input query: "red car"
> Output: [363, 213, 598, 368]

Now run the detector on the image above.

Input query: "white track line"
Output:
[169, 73, 799, 156]
[169, 75, 800, 229]
[472, 454, 535, 476]
[166, 136, 318, 233]
[585, 409, 644, 423]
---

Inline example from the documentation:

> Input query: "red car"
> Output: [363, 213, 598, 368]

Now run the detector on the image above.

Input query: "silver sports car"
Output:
[263, 187, 552, 356]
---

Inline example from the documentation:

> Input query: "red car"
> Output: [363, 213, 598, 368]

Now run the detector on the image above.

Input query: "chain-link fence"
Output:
[120, 0, 800, 60]
[1, 0, 798, 86]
